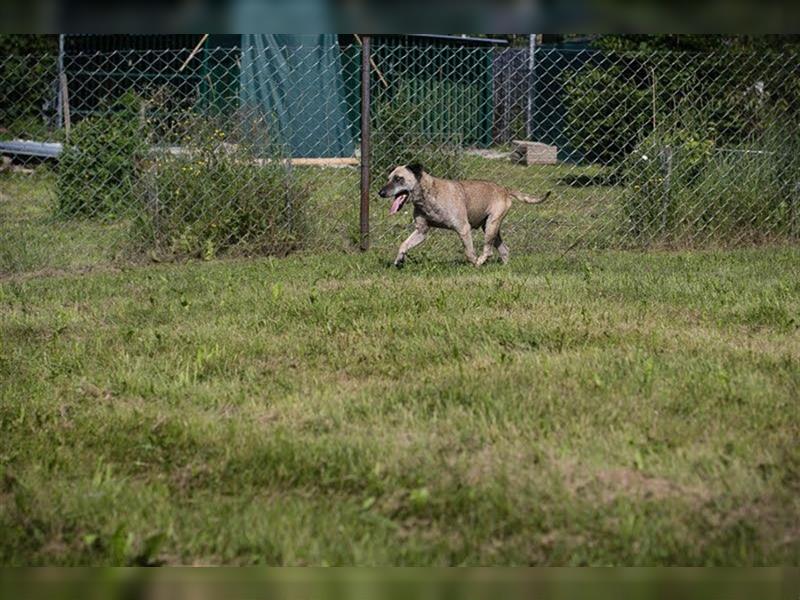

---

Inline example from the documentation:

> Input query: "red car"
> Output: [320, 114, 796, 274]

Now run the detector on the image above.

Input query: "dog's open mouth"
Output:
[389, 192, 409, 215]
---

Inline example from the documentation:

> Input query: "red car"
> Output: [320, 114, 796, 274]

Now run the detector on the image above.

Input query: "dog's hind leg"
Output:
[476, 216, 502, 266]
[493, 232, 510, 264]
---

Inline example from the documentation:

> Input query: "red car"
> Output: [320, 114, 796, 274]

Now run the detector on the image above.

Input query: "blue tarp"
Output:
[239, 34, 354, 158]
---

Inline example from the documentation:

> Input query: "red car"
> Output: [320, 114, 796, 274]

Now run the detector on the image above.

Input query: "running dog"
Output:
[379, 163, 550, 267]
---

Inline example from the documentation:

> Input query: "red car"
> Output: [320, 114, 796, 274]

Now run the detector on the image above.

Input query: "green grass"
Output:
[0, 170, 130, 275]
[1, 247, 799, 565]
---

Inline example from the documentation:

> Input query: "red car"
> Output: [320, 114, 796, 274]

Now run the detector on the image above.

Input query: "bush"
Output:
[686, 121, 800, 241]
[370, 83, 465, 187]
[563, 49, 800, 166]
[621, 114, 716, 240]
[563, 64, 651, 164]
[0, 36, 57, 134]
[57, 93, 147, 218]
[621, 110, 800, 244]
[134, 116, 309, 260]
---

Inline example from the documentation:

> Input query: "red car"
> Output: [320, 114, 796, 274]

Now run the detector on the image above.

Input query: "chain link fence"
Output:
[2, 42, 799, 276]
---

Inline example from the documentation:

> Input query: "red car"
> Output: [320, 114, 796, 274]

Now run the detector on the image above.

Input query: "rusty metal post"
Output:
[359, 35, 371, 251]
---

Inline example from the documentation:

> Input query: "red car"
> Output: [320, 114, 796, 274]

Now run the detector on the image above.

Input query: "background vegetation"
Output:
[135, 115, 309, 260]
[57, 93, 147, 219]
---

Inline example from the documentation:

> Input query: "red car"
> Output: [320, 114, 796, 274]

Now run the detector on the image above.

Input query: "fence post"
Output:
[526, 34, 537, 141]
[60, 73, 71, 143]
[56, 34, 64, 130]
[359, 35, 372, 252]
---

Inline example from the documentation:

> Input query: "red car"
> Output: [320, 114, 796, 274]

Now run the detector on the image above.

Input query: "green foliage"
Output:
[57, 93, 147, 218]
[371, 83, 466, 187]
[564, 43, 800, 165]
[563, 65, 651, 163]
[0, 39, 57, 134]
[592, 34, 800, 53]
[687, 124, 800, 241]
[134, 115, 309, 260]
[622, 109, 800, 243]
[0, 34, 57, 55]
[621, 105, 716, 239]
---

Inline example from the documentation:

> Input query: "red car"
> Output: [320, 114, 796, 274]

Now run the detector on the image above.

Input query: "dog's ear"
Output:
[406, 163, 424, 180]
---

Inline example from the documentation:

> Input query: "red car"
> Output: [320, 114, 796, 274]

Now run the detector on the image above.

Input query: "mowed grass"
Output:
[1, 247, 799, 565]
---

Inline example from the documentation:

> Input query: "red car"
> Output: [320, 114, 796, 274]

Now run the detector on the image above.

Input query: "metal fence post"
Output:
[359, 35, 372, 251]
[526, 34, 537, 141]
[56, 34, 64, 130]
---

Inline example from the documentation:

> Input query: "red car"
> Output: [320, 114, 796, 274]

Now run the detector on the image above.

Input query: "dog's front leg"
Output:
[394, 225, 428, 267]
[457, 227, 477, 266]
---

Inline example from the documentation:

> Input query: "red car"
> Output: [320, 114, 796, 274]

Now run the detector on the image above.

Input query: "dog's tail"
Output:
[510, 190, 551, 205]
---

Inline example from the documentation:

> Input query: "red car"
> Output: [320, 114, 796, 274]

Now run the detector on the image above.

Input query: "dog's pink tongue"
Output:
[389, 195, 405, 215]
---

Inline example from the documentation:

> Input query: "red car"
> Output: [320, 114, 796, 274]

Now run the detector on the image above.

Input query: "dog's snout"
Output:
[378, 187, 388, 198]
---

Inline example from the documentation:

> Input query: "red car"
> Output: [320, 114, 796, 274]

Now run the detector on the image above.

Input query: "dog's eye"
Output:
[395, 176, 404, 183]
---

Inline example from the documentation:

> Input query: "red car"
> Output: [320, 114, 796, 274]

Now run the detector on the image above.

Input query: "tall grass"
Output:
[622, 111, 800, 245]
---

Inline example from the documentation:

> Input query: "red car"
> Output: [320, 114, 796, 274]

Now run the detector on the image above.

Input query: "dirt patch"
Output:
[591, 467, 710, 503]
[559, 458, 712, 505]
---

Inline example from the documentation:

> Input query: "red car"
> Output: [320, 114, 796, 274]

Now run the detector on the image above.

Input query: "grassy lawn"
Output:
[1, 247, 799, 565]
[0, 171, 132, 275]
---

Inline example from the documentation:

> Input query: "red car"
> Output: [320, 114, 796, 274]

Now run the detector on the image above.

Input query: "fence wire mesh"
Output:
[2, 43, 799, 276]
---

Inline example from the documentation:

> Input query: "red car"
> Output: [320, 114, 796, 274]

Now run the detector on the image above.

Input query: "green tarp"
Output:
[239, 34, 354, 158]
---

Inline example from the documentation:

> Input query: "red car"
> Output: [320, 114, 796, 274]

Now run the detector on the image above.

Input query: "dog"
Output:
[378, 163, 550, 267]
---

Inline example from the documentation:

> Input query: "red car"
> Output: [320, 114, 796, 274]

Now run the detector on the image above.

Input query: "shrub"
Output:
[134, 115, 309, 260]
[621, 110, 800, 244]
[563, 49, 799, 167]
[370, 83, 465, 188]
[685, 121, 800, 242]
[621, 116, 716, 240]
[0, 36, 57, 133]
[563, 64, 651, 164]
[57, 93, 147, 218]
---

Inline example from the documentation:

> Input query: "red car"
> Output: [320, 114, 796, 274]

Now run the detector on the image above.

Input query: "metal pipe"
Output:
[359, 34, 371, 252]
[56, 34, 64, 130]
[526, 34, 537, 140]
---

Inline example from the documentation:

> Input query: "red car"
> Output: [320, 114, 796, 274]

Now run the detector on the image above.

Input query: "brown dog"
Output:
[379, 163, 550, 267]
